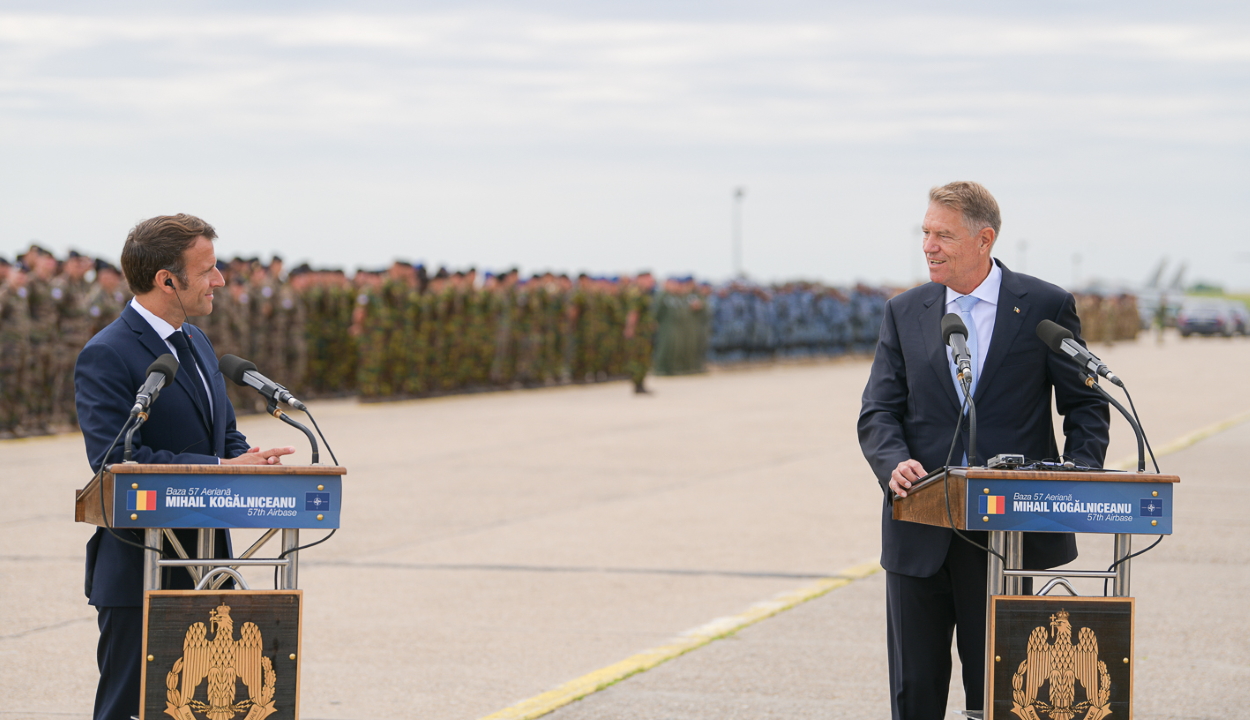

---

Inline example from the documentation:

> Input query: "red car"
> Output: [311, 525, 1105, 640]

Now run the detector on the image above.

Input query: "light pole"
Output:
[732, 187, 746, 278]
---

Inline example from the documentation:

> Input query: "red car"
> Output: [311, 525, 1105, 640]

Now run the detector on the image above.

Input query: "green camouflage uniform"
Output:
[0, 282, 31, 435]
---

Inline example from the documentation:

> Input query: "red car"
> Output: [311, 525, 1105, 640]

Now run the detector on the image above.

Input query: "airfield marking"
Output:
[1107, 408, 1250, 470]
[477, 561, 882, 720]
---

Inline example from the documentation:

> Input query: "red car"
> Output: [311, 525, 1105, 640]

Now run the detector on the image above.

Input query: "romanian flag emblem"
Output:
[978, 494, 1006, 515]
[127, 490, 157, 511]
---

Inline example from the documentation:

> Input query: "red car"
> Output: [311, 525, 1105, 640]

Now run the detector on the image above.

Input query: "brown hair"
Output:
[121, 214, 217, 293]
[929, 181, 1001, 242]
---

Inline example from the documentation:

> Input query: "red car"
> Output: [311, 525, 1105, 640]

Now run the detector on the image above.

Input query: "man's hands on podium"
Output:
[223, 446, 297, 465]
[890, 459, 927, 498]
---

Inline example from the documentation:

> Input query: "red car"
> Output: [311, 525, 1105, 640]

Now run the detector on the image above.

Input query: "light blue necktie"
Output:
[954, 294, 980, 402]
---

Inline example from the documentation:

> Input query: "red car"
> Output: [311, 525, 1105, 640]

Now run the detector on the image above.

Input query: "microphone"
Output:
[130, 354, 179, 416]
[219, 354, 307, 410]
[941, 313, 973, 387]
[1036, 320, 1124, 387]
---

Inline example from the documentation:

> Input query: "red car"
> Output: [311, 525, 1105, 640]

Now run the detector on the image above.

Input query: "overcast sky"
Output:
[1, 1, 1247, 289]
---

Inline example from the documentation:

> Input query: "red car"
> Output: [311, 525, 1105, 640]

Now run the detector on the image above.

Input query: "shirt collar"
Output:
[945, 259, 1003, 308]
[130, 297, 180, 341]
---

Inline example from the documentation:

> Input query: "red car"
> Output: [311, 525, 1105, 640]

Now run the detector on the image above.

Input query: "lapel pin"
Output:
[1013, 307, 1020, 314]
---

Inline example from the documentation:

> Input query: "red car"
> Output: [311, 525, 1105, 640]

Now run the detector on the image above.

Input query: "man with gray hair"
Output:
[858, 181, 1109, 718]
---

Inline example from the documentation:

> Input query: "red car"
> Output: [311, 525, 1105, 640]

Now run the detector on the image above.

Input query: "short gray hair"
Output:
[929, 181, 1001, 241]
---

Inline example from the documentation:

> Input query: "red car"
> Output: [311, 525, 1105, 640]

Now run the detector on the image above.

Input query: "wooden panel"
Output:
[959, 468, 1179, 484]
[140, 590, 302, 720]
[893, 470, 967, 529]
[109, 464, 346, 476]
[988, 596, 1133, 720]
[74, 472, 113, 527]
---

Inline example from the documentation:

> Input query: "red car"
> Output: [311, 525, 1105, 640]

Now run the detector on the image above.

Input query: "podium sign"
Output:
[969, 477, 1172, 535]
[141, 590, 302, 720]
[988, 596, 1133, 720]
[76, 464, 345, 530]
[113, 472, 341, 530]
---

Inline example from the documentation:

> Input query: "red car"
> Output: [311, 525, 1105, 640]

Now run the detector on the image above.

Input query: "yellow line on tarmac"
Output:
[1107, 408, 1250, 471]
[478, 561, 882, 720]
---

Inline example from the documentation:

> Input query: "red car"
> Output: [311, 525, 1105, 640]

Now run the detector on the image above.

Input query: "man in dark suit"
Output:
[75, 214, 294, 720]
[857, 182, 1110, 719]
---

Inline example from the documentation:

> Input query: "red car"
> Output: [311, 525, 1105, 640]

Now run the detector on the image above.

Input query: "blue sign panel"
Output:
[112, 473, 342, 529]
[966, 479, 1172, 535]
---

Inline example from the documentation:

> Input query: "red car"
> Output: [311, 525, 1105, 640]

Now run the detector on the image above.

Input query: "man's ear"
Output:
[979, 227, 996, 253]
[156, 269, 177, 292]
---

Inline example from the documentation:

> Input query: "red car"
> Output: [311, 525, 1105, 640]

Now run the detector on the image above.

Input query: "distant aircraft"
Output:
[1134, 259, 1185, 328]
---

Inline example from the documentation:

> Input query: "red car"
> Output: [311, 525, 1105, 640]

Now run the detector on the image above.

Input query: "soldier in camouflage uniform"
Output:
[0, 261, 32, 437]
[86, 260, 129, 336]
[273, 261, 308, 394]
[623, 273, 657, 393]
[52, 251, 95, 427]
[354, 270, 401, 399]
[23, 250, 60, 433]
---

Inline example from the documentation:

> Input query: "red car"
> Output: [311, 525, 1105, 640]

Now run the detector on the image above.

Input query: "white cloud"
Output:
[1, 11, 1246, 145]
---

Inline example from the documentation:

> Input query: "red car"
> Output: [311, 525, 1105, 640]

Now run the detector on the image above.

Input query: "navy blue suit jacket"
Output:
[857, 261, 1110, 577]
[75, 303, 250, 607]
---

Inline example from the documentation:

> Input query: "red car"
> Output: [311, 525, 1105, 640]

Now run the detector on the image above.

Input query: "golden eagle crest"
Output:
[164, 603, 277, 720]
[1010, 608, 1112, 720]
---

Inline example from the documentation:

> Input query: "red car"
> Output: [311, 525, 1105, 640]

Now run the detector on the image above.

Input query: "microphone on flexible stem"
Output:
[1036, 319, 1123, 387]
[219, 354, 319, 464]
[941, 313, 978, 466]
[130, 354, 179, 417]
[219, 355, 307, 410]
[941, 313, 974, 393]
[124, 354, 179, 462]
[1036, 320, 1145, 471]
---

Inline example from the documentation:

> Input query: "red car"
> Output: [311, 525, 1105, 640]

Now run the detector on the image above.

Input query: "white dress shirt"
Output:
[130, 298, 215, 418]
[944, 259, 1002, 382]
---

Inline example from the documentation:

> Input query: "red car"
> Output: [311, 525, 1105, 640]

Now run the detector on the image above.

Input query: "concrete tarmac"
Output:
[1, 331, 1247, 719]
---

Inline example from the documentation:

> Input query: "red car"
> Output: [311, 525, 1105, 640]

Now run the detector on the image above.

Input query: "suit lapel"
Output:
[125, 306, 213, 435]
[975, 262, 1029, 400]
[917, 284, 962, 412]
[122, 305, 174, 367]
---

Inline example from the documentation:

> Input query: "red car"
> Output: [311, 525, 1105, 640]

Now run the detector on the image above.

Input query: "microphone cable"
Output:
[1104, 535, 1164, 597]
[1120, 384, 1160, 473]
[91, 416, 166, 555]
[273, 529, 338, 589]
[937, 389, 1006, 564]
[301, 407, 339, 466]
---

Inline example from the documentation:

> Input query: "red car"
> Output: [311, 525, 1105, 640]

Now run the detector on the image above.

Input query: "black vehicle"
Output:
[1176, 299, 1236, 337]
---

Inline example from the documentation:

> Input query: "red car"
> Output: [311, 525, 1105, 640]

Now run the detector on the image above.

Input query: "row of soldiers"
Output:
[1074, 292, 1141, 344]
[1, 249, 130, 436]
[707, 282, 891, 363]
[305, 264, 660, 401]
[1, 245, 961, 440]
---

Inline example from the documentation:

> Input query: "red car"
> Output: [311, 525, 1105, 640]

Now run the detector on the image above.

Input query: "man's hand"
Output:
[890, 459, 927, 498]
[222, 446, 297, 466]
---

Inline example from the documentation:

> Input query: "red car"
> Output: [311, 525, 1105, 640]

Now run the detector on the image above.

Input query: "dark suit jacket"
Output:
[857, 261, 1110, 578]
[75, 303, 250, 607]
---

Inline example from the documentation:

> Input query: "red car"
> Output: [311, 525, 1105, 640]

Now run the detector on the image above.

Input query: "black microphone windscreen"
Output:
[1036, 319, 1075, 353]
[146, 353, 179, 381]
[219, 354, 259, 386]
[941, 313, 968, 345]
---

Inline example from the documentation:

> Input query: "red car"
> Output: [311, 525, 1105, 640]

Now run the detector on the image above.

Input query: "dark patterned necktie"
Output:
[167, 329, 212, 423]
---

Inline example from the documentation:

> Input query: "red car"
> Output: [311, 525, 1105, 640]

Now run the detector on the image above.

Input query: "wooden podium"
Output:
[76, 463, 346, 719]
[894, 466, 1178, 719]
